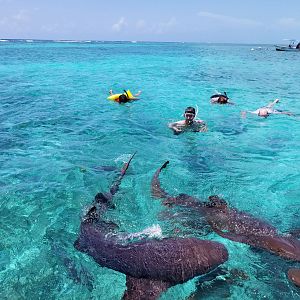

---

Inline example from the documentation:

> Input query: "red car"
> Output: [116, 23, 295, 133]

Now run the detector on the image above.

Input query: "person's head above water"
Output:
[118, 94, 129, 103]
[257, 108, 270, 118]
[218, 95, 229, 104]
[184, 107, 196, 125]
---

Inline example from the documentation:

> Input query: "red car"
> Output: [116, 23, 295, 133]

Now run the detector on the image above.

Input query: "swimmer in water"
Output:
[241, 99, 293, 118]
[210, 92, 234, 105]
[109, 89, 142, 103]
[168, 106, 207, 135]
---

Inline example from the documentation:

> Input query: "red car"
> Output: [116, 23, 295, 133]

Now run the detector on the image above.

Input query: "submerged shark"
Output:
[151, 161, 300, 262]
[74, 155, 228, 299]
[288, 268, 300, 288]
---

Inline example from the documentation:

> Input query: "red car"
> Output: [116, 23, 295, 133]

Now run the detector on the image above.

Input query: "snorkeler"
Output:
[210, 92, 234, 105]
[168, 106, 207, 135]
[108, 89, 142, 103]
[241, 99, 293, 118]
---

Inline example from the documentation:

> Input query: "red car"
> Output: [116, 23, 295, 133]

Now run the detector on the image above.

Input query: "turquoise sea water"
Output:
[1, 40, 300, 299]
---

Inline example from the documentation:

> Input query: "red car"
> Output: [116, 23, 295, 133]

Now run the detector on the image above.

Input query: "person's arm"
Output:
[241, 111, 257, 118]
[199, 124, 208, 132]
[266, 98, 279, 108]
[127, 91, 141, 101]
[210, 98, 219, 104]
[168, 122, 184, 135]
[194, 121, 208, 132]
[273, 111, 294, 116]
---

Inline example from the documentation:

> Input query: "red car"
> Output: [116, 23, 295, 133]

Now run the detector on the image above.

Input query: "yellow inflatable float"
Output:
[107, 90, 136, 102]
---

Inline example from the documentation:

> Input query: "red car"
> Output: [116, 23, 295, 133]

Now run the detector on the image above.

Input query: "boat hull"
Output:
[275, 45, 300, 52]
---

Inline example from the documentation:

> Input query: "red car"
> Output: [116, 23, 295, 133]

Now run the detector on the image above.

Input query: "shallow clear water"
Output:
[1, 40, 300, 299]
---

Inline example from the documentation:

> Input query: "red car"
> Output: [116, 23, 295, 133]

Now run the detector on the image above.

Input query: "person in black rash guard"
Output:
[210, 92, 234, 105]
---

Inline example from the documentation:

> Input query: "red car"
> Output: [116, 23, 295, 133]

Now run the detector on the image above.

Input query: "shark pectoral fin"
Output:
[122, 276, 172, 300]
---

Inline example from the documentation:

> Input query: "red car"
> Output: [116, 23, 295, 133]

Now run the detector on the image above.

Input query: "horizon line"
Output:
[0, 38, 278, 45]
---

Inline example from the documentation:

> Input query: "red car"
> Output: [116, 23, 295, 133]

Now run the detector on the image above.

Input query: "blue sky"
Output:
[1, 0, 300, 43]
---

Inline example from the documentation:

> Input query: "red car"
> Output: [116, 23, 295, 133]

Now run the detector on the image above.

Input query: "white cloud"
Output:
[112, 17, 127, 32]
[197, 11, 262, 27]
[136, 18, 176, 35]
[152, 17, 176, 34]
[111, 16, 176, 36]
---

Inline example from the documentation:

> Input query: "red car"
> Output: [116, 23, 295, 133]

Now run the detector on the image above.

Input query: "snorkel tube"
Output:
[195, 104, 199, 119]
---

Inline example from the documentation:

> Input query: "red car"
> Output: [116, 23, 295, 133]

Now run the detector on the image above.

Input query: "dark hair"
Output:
[185, 106, 196, 114]
[118, 94, 128, 103]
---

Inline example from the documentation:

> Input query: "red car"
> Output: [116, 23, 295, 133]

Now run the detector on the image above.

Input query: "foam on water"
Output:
[0, 41, 300, 299]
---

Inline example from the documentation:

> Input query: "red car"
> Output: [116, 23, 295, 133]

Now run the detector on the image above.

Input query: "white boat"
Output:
[275, 45, 300, 51]
[275, 39, 300, 51]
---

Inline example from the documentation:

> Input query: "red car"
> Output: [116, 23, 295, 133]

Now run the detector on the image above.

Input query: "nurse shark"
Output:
[74, 155, 228, 299]
[151, 161, 300, 262]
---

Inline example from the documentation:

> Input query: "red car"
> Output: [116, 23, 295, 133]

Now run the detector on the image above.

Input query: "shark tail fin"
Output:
[151, 161, 171, 199]
[110, 152, 136, 196]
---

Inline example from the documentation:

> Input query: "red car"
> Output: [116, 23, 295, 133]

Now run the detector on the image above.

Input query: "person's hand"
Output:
[200, 126, 208, 132]
[173, 128, 182, 135]
[241, 111, 247, 118]
[172, 126, 183, 135]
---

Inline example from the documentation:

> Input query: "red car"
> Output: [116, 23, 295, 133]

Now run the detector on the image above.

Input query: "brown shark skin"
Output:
[75, 222, 228, 283]
[122, 277, 171, 300]
[151, 161, 300, 262]
[288, 268, 300, 288]
[75, 156, 228, 299]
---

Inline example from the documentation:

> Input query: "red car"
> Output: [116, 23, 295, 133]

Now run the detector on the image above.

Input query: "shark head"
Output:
[288, 268, 300, 287]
